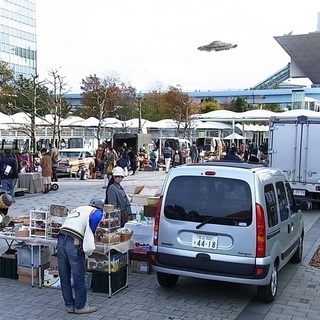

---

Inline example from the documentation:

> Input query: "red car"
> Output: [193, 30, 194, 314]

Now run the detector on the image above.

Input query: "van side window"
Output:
[285, 181, 299, 214]
[276, 181, 289, 221]
[264, 184, 278, 227]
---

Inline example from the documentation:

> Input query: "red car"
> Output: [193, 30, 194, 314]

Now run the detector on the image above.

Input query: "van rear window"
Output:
[164, 176, 252, 226]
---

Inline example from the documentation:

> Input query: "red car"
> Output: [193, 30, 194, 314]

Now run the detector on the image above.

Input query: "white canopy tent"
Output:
[223, 133, 246, 140]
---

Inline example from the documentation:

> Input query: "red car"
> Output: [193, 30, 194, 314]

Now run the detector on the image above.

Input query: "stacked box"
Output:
[131, 260, 150, 274]
[87, 252, 127, 273]
[17, 263, 50, 284]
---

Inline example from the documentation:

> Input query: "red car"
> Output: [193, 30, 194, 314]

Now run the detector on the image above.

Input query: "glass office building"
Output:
[0, 0, 36, 78]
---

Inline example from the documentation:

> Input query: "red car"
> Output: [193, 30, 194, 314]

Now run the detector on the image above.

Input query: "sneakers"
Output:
[66, 307, 74, 313]
[74, 305, 97, 314]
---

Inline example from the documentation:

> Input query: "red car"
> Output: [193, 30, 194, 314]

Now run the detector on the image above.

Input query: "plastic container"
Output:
[16, 245, 52, 268]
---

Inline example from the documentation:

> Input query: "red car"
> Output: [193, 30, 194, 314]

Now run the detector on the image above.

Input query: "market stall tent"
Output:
[223, 133, 246, 140]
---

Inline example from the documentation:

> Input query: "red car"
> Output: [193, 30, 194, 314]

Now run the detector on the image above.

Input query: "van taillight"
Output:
[153, 196, 162, 246]
[256, 203, 266, 258]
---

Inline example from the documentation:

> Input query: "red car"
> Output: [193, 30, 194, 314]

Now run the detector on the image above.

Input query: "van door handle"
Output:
[287, 223, 293, 233]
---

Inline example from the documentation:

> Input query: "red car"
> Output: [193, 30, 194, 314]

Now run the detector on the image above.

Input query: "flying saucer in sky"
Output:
[197, 40, 237, 52]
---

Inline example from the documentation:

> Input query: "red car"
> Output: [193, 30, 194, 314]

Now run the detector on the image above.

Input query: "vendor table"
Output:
[0, 233, 134, 295]
[124, 221, 154, 245]
[0, 234, 56, 287]
[18, 173, 43, 193]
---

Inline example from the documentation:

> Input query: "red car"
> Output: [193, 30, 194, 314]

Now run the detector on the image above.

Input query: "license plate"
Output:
[293, 189, 305, 196]
[192, 234, 218, 249]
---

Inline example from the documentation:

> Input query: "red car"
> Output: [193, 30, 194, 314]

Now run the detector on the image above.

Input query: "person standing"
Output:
[117, 144, 129, 176]
[105, 167, 132, 227]
[102, 147, 117, 188]
[57, 198, 104, 314]
[162, 143, 173, 173]
[190, 141, 199, 163]
[40, 148, 52, 193]
[150, 148, 158, 171]
[49, 143, 60, 182]
[128, 147, 138, 175]
[0, 150, 19, 201]
[172, 149, 182, 167]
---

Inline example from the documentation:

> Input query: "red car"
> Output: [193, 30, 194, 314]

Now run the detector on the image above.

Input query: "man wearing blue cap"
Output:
[57, 198, 104, 314]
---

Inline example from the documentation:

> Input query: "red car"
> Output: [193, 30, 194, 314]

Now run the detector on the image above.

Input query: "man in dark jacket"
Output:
[0, 150, 19, 201]
[222, 147, 241, 162]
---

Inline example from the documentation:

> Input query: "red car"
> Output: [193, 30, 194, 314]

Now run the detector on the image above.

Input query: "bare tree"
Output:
[81, 73, 130, 143]
[14, 74, 49, 153]
[46, 69, 71, 147]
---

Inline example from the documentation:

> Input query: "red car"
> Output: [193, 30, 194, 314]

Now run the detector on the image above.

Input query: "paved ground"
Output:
[0, 171, 320, 320]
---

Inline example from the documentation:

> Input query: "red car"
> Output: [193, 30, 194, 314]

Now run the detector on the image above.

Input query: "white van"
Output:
[164, 137, 191, 164]
[151, 162, 304, 302]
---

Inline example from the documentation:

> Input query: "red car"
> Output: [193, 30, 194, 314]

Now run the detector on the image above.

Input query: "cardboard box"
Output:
[139, 188, 160, 196]
[131, 260, 151, 274]
[133, 185, 144, 195]
[131, 195, 149, 205]
[143, 205, 157, 217]
[132, 185, 160, 205]
[18, 274, 40, 284]
[15, 230, 29, 237]
[87, 252, 127, 273]
[17, 263, 50, 277]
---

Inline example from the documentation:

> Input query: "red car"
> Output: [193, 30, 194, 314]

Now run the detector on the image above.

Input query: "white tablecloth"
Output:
[124, 221, 154, 245]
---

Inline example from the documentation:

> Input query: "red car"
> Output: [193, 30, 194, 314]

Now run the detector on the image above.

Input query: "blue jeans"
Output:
[57, 234, 87, 310]
[151, 159, 157, 171]
[1, 178, 16, 200]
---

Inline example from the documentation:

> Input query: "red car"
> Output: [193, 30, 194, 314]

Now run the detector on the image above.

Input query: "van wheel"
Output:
[257, 262, 278, 302]
[157, 272, 179, 287]
[290, 234, 303, 263]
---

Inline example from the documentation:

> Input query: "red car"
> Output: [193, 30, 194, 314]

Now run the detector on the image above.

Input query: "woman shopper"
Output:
[40, 148, 52, 193]
[105, 167, 132, 227]
[102, 147, 117, 188]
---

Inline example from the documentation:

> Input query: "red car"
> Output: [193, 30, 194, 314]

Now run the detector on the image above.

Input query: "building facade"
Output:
[0, 0, 36, 78]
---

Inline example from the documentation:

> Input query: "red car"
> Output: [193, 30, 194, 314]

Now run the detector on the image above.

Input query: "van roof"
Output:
[188, 161, 266, 170]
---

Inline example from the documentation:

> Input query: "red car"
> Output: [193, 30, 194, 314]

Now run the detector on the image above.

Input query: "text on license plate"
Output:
[192, 234, 218, 249]
[293, 189, 305, 196]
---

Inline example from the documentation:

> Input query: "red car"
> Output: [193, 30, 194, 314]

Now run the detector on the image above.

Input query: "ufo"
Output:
[197, 40, 237, 52]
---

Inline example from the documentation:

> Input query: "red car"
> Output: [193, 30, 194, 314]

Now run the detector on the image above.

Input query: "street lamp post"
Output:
[136, 92, 142, 134]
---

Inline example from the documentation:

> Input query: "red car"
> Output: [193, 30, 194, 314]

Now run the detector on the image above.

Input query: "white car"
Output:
[57, 148, 95, 175]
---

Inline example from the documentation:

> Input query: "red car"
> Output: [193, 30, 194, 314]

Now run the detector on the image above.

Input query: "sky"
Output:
[36, 0, 320, 93]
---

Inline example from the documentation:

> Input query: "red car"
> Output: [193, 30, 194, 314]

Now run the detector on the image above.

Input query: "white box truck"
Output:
[268, 110, 320, 204]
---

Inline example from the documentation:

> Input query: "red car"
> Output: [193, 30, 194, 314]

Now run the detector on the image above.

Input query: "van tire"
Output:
[257, 262, 278, 302]
[157, 272, 179, 287]
[290, 234, 303, 263]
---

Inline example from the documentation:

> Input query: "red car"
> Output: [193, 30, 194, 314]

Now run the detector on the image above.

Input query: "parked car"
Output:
[151, 161, 304, 302]
[57, 148, 95, 176]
